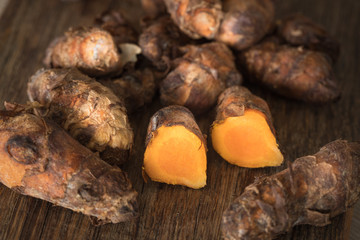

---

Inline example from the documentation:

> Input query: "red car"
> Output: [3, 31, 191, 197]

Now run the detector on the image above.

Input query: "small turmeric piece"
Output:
[241, 37, 340, 103]
[216, 0, 275, 50]
[139, 16, 191, 72]
[211, 86, 283, 168]
[160, 42, 242, 115]
[94, 10, 138, 45]
[98, 67, 156, 113]
[44, 27, 122, 77]
[163, 0, 223, 39]
[141, 0, 167, 19]
[143, 105, 207, 189]
[222, 139, 360, 239]
[277, 13, 340, 63]
[27, 68, 133, 165]
[0, 107, 138, 224]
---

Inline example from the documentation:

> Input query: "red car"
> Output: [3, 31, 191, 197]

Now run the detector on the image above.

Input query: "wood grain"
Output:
[0, 0, 359, 239]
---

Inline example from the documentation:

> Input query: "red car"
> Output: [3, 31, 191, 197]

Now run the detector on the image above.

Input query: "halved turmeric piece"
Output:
[144, 105, 207, 189]
[211, 86, 283, 168]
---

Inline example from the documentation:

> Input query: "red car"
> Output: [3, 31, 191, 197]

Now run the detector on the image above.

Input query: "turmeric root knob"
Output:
[44, 27, 122, 77]
[27, 68, 134, 165]
[211, 86, 283, 168]
[144, 106, 207, 189]
[160, 42, 242, 115]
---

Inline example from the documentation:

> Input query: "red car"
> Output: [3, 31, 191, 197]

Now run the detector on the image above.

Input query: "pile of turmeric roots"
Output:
[0, 0, 359, 239]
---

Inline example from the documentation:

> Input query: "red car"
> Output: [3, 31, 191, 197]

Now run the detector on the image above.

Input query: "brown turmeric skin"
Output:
[277, 13, 340, 63]
[27, 68, 133, 165]
[44, 27, 122, 77]
[241, 38, 340, 103]
[211, 86, 283, 168]
[98, 67, 156, 113]
[163, 0, 223, 39]
[160, 42, 242, 115]
[139, 16, 191, 72]
[144, 105, 207, 189]
[222, 140, 360, 239]
[94, 10, 138, 45]
[0, 108, 138, 224]
[216, 0, 275, 50]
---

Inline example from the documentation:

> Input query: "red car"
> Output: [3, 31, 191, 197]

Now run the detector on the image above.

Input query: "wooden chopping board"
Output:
[0, 0, 359, 239]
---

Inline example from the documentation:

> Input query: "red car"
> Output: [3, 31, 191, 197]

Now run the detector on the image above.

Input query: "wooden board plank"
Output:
[0, 0, 359, 239]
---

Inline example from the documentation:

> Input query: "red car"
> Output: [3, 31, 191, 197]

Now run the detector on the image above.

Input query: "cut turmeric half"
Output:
[212, 110, 283, 168]
[211, 86, 283, 168]
[144, 106, 207, 189]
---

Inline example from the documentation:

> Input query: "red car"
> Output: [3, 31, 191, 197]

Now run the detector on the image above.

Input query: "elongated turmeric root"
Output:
[211, 86, 283, 168]
[143, 105, 207, 189]
[0, 107, 137, 224]
[241, 37, 340, 103]
[163, 0, 223, 39]
[222, 140, 360, 239]
[216, 0, 275, 50]
[160, 42, 242, 115]
[44, 27, 122, 77]
[27, 68, 133, 165]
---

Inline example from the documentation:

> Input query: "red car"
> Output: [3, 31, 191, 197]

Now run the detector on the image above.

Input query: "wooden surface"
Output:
[0, 0, 359, 239]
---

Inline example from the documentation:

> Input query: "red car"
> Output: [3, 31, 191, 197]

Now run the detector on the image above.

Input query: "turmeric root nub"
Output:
[211, 86, 283, 168]
[144, 106, 207, 189]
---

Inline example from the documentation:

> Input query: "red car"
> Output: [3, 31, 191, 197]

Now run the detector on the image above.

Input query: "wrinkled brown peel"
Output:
[164, 0, 223, 39]
[27, 68, 133, 165]
[211, 86, 283, 168]
[277, 13, 340, 63]
[144, 105, 207, 189]
[160, 42, 242, 115]
[216, 0, 275, 50]
[241, 38, 340, 103]
[44, 27, 122, 77]
[0, 110, 138, 224]
[222, 140, 360, 239]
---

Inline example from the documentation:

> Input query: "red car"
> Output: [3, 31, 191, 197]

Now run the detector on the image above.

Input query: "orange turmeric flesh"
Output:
[144, 125, 207, 189]
[212, 110, 283, 168]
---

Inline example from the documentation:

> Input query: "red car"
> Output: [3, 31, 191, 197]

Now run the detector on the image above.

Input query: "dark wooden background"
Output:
[0, 0, 359, 239]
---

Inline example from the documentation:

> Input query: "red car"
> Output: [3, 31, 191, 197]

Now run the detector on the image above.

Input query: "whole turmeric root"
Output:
[241, 38, 340, 103]
[277, 13, 340, 63]
[211, 86, 283, 168]
[94, 10, 138, 45]
[139, 16, 191, 72]
[27, 68, 133, 165]
[98, 67, 156, 113]
[160, 42, 242, 115]
[0, 108, 138, 224]
[44, 27, 122, 77]
[216, 0, 275, 50]
[143, 105, 207, 189]
[222, 139, 360, 239]
[163, 0, 223, 39]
